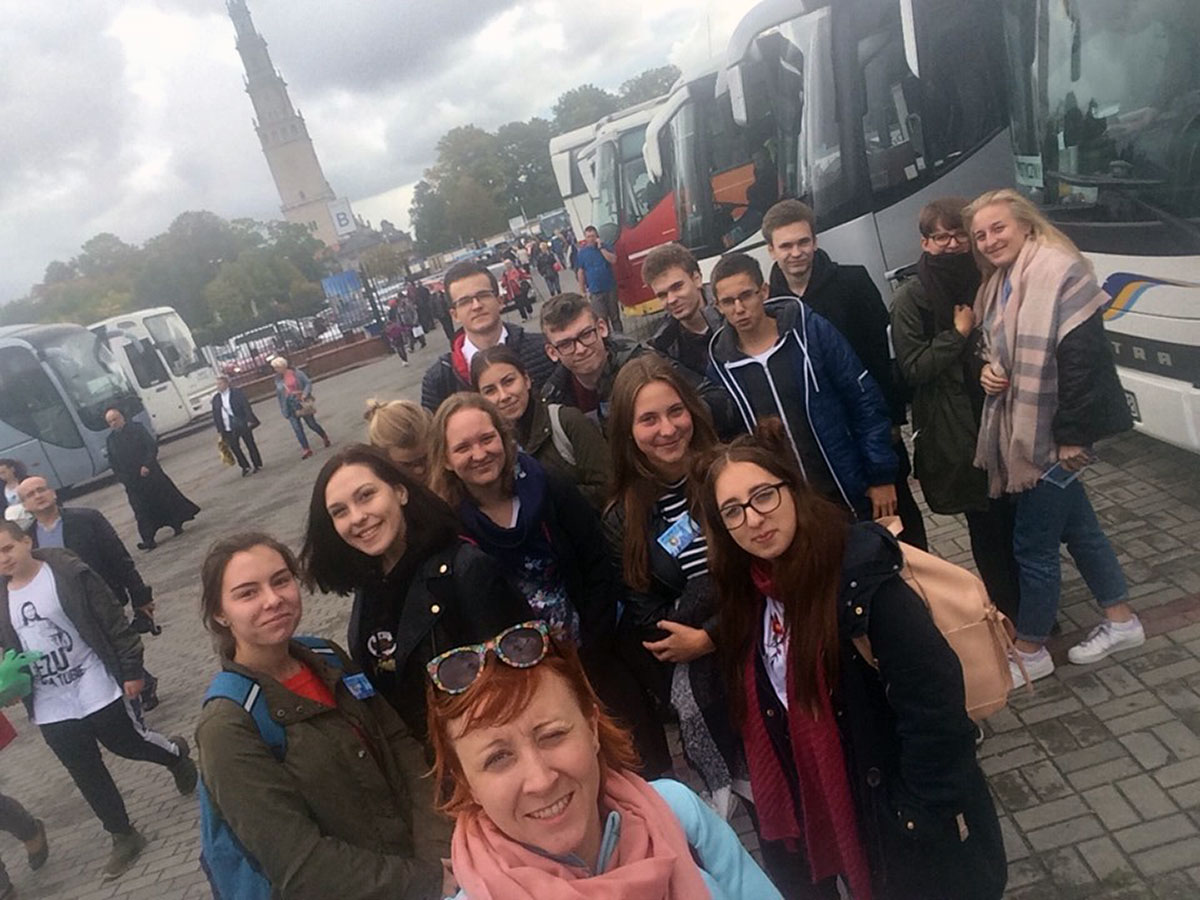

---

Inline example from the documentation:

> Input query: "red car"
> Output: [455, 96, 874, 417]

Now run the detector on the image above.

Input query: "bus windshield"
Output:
[144, 311, 206, 377]
[1001, 0, 1200, 255]
[592, 139, 621, 240]
[32, 329, 132, 432]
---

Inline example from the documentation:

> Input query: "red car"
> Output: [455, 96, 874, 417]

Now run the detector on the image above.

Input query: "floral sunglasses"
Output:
[426, 620, 550, 694]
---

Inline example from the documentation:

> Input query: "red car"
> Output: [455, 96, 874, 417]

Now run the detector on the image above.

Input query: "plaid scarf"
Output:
[973, 241, 1109, 496]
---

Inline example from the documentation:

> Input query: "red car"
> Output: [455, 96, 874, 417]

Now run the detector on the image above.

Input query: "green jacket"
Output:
[522, 395, 613, 510]
[0, 549, 144, 715]
[890, 278, 989, 515]
[195, 640, 450, 900]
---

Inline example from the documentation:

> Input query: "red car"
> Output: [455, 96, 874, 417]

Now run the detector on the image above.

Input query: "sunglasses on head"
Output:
[426, 620, 551, 694]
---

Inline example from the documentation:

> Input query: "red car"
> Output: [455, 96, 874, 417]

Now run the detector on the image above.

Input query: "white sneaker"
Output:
[1010, 647, 1055, 689]
[1067, 617, 1145, 665]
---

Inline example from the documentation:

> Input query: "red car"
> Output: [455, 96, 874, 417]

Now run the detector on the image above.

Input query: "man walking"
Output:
[104, 408, 199, 551]
[211, 375, 262, 477]
[420, 261, 554, 411]
[576, 225, 623, 333]
[763, 199, 927, 546]
[643, 243, 722, 378]
[0, 522, 197, 881]
[708, 252, 898, 521]
[19, 475, 163, 707]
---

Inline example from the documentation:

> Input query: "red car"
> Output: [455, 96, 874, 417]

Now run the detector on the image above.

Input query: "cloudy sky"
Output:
[0, 0, 761, 303]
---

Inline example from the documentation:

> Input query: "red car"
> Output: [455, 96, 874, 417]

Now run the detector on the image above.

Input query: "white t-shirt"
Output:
[761, 594, 790, 709]
[8, 564, 122, 725]
[462, 326, 509, 370]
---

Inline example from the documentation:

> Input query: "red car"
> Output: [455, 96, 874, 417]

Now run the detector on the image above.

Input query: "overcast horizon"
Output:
[0, 0, 760, 305]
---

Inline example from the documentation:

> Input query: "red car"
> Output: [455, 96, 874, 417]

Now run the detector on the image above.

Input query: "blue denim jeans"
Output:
[1013, 478, 1128, 642]
[288, 414, 327, 450]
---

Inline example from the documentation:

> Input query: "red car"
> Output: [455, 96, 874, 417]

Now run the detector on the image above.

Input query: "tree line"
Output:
[409, 65, 679, 255]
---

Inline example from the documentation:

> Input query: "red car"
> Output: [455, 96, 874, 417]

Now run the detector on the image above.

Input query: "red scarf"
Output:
[744, 563, 873, 900]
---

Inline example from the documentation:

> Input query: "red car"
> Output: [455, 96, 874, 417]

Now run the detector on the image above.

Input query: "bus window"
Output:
[124, 338, 171, 389]
[145, 311, 205, 377]
[856, 0, 1006, 207]
[619, 126, 661, 227]
[35, 330, 129, 433]
[0, 348, 83, 450]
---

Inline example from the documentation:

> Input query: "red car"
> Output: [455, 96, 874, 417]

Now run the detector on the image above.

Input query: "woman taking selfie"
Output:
[194, 532, 452, 898]
[604, 355, 744, 815]
[300, 445, 530, 738]
[364, 398, 434, 482]
[469, 345, 612, 509]
[699, 421, 1005, 900]
[429, 393, 666, 775]
[966, 188, 1139, 686]
[425, 622, 781, 899]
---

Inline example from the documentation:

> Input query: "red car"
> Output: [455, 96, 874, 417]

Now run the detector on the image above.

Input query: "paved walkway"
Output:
[0, 316, 1197, 899]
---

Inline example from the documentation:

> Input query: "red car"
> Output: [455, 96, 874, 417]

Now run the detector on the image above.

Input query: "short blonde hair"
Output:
[270, 356, 288, 370]
[364, 399, 431, 452]
[964, 188, 1087, 276]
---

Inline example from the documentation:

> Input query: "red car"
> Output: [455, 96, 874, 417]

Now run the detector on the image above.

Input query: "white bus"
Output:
[997, 0, 1200, 453]
[549, 122, 600, 238]
[90, 307, 217, 435]
[0, 323, 152, 490]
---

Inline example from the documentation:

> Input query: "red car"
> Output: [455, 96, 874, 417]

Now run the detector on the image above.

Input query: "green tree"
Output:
[42, 260, 77, 285]
[444, 174, 507, 243]
[496, 118, 561, 219]
[75, 233, 142, 279]
[409, 178, 454, 255]
[359, 242, 412, 283]
[432, 125, 505, 194]
[619, 65, 680, 104]
[552, 84, 620, 134]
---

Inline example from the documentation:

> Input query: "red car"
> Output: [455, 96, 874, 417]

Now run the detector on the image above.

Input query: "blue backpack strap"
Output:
[293, 635, 344, 672]
[204, 671, 286, 760]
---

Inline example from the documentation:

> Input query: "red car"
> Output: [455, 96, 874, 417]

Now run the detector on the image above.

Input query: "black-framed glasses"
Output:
[549, 325, 601, 356]
[715, 288, 761, 310]
[426, 621, 550, 694]
[451, 289, 498, 310]
[718, 482, 788, 529]
[928, 231, 970, 248]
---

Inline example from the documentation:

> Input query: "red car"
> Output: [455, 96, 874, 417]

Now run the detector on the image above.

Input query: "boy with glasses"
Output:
[763, 199, 926, 547]
[420, 260, 554, 412]
[707, 253, 898, 521]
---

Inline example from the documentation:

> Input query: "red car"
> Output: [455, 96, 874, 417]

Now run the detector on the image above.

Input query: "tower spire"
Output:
[228, 0, 351, 248]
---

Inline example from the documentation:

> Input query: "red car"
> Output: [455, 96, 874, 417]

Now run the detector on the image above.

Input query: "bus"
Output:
[0, 323, 151, 490]
[90, 307, 217, 435]
[624, 0, 1017, 297]
[549, 122, 600, 238]
[996, 0, 1200, 454]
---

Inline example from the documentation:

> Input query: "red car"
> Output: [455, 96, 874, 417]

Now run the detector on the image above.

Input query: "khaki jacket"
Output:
[195, 640, 450, 899]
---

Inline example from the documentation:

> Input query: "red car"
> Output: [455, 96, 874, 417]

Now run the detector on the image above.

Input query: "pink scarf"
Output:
[450, 770, 712, 900]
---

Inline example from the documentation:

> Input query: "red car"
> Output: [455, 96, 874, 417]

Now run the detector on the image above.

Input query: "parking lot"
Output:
[1, 318, 1199, 899]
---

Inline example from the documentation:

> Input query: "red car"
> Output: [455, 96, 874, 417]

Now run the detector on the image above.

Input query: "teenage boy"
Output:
[643, 242, 722, 378]
[576, 225, 623, 333]
[540, 292, 738, 435]
[0, 522, 196, 882]
[763, 198, 927, 547]
[708, 252, 898, 520]
[420, 260, 554, 411]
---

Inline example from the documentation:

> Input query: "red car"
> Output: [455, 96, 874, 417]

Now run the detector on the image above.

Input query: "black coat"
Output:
[106, 422, 200, 541]
[210, 387, 260, 435]
[347, 539, 532, 739]
[1054, 309, 1133, 446]
[754, 523, 1006, 898]
[420, 322, 554, 412]
[26, 507, 150, 609]
[649, 306, 724, 378]
[770, 251, 905, 424]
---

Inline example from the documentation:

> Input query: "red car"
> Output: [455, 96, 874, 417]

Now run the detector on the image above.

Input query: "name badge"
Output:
[342, 673, 377, 700]
[657, 513, 699, 558]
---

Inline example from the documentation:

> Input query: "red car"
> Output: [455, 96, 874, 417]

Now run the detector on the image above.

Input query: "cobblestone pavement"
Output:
[0, 316, 1197, 899]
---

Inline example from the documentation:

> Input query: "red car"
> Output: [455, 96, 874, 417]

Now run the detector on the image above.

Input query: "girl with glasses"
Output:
[470, 345, 612, 510]
[603, 356, 745, 817]
[428, 393, 666, 776]
[699, 420, 1006, 899]
[194, 532, 454, 899]
[425, 622, 781, 899]
[300, 445, 531, 740]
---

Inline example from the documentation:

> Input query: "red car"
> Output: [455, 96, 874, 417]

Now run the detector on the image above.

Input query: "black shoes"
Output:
[169, 737, 198, 795]
[25, 818, 48, 870]
[136, 540, 157, 551]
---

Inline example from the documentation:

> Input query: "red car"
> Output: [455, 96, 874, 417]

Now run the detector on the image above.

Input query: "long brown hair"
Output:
[428, 392, 518, 508]
[606, 355, 718, 592]
[200, 532, 300, 659]
[698, 419, 851, 720]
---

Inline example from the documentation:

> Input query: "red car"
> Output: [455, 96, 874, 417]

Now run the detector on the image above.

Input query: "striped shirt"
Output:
[656, 478, 709, 581]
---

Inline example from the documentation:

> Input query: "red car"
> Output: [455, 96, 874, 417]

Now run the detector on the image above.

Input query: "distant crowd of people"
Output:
[0, 189, 1144, 899]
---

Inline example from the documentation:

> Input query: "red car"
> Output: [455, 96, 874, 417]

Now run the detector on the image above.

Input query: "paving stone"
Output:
[1077, 834, 1136, 880]
[1156, 758, 1200, 789]
[1014, 796, 1090, 832]
[999, 816, 1030, 861]
[1083, 785, 1141, 831]
[1053, 739, 1129, 774]
[1066, 672, 1113, 706]
[1107, 705, 1178, 737]
[1097, 665, 1151, 698]
[1093, 692, 1163, 722]
[1059, 709, 1119, 748]
[1022, 760, 1074, 802]
[979, 729, 1036, 759]
[1018, 696, 1083, 727]
[1028, 719, 1080, 756]
[1170, 780, 1200, 811]
[981, 743, 1047, 777]
[1119, 731, 1173, 770]
[1119, 774, 1180, 819]
[989, 769, 1038, 812]
[1153, 721, 1200, 760]
[1069, 757, 1144, 792]
[1026, 815, 1106, 852]
[1043, 845, 1096, 888]
[1132, 836, 1200, 877]
[1005, 858, 1047, 890]
[1113, 813, 1198, 854]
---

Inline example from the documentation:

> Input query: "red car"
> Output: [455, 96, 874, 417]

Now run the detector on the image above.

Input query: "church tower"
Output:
[227, 0, 352, 248]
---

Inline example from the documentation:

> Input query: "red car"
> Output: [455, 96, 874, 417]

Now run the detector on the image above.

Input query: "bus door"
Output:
[0, 345, 92, 488]
[114, 334, 190, 434]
